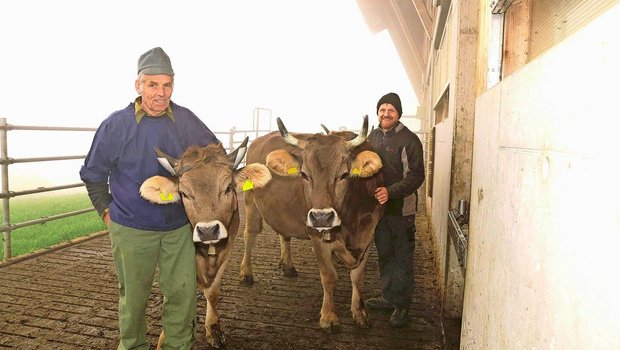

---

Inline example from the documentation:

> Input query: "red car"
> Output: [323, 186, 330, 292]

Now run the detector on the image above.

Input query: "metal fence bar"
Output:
[0, 183, 86, 199]
[1, 118, 12, 258]
[4, 208, 96, 232]
[1, 155, 87, 165]
[4, 125, 97, 132]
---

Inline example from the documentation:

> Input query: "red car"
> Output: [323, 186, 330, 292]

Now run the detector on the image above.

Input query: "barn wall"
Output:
[429, 106, 453, 299]
[427, 3, 455, 314]
[425, 0, 479, 319]
[462, 4, 620, 348]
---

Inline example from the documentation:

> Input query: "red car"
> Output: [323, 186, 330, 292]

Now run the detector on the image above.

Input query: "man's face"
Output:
[378, 103, 399, 131]
[136, 74, 174, 116]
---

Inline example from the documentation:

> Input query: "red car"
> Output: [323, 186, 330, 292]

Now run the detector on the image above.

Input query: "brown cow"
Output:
[240, 116, 385, 332]
[139, 138, 272, 348]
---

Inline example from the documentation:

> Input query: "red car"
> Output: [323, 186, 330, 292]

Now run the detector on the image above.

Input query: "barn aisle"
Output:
[0, 207, 456, 349]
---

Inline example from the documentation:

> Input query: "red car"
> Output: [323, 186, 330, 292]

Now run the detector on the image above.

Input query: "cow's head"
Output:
[140, 138, 272, 253]
[266, 116, 382, 238]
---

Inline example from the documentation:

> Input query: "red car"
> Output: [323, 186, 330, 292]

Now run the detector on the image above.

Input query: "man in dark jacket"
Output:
[366, 92, 425, 327]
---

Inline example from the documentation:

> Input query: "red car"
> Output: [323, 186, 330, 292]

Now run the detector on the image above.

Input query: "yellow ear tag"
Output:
[352, 168, 360, 175]
[242, 179, 255, 191]
[287, 167, 298, 175]
[160, 192, 174, 201]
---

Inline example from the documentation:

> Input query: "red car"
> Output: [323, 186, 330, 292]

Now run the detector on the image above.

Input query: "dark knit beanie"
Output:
[376, 92, 402, 117]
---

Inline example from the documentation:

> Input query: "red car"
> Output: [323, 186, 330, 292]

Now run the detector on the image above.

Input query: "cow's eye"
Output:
[300, 171, 310, 181]
[225, 184, 234, 195]
[179, 191, 194, 200]
[339, 172, 350, 180]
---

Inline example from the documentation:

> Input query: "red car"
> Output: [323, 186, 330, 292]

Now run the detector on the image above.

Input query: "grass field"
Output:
[0, 192, 106, 260]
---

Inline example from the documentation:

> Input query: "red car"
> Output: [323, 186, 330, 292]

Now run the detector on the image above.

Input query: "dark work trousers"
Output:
[374, 214, 416, 309]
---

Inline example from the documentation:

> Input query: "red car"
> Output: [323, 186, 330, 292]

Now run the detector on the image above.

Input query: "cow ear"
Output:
[350, 150, 383, 178]
[265, 149, 301, 176]
[139, 176, 181, 204]
[234, 163, 273, 191]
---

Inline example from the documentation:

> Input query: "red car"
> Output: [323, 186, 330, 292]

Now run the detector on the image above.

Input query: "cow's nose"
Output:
[197, 224, 219, 241]
[193, 221, 229, 243]
[308, 209, 336, 228]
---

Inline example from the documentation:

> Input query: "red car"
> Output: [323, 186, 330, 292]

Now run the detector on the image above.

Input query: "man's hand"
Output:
[102, 210, 111, 228]
[374, 187, 389, 204]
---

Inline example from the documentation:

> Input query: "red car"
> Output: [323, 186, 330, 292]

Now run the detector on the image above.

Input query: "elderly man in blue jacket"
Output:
[80, 47, 220, 349]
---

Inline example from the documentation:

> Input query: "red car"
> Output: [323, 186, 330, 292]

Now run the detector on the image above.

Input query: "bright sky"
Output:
[1, 0, 418, 190]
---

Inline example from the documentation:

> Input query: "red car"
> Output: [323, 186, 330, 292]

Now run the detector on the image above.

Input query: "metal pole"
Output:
[228, 127, 235, 153]
[253, 108, 259, 140]
[1, 118, 12, 259]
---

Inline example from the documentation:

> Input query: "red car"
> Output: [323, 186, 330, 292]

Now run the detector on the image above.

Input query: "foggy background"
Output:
[0, 0, 418, 191]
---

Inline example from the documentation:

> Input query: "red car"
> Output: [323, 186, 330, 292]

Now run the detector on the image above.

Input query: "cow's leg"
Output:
[278, 235, 298, 277]
[240, 196, 262, 285]
[310, 237, 340, 333]
[203, 261, 229, 349]
[350, 248, 372, 328]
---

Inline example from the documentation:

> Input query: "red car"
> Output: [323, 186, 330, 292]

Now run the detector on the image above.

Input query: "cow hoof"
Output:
[354, 316, 372, 329]
[207, 334, 226, 348]
[353, 308, 371, 328]
[319, 321, 341, 334]
[207, 323, 226, 348]
[240, 275, 255, 286]
[282, 266, 298, 277]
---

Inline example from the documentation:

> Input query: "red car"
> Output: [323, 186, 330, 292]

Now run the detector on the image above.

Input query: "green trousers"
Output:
[109, 221, 196, 350]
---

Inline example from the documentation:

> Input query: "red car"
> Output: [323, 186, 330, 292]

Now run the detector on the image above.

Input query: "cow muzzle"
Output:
[193, 220, 228, 245]
[306, 208, 341, 232]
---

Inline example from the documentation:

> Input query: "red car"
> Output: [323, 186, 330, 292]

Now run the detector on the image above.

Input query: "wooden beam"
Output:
[412, 0, 434, 38]
[389, 0, 427, 73]
[386, 22, 425, 100]
[502, 0, 531, 77]
[355, 0, 386, 33]
[386, 0, 427, 99]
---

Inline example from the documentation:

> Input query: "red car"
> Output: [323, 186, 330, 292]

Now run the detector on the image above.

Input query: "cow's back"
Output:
[246, 131, 306, 164]
[244, 131, 311, 239]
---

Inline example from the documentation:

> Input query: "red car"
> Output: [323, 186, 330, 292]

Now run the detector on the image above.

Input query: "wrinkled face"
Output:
[176, 150, 238, 244]
[378, 102, 399, 131]
[135, 74, 174, 116]
[298, 135, 351, 230]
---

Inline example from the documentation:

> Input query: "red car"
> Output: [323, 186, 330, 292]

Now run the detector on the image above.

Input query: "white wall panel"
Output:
[462, 3, 620, 348]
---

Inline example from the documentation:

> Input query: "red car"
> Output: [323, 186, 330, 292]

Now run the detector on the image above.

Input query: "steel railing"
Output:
[0, 110, 272, 260]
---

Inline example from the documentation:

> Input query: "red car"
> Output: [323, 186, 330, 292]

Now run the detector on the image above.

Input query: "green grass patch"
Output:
[0, 192, 106, 260]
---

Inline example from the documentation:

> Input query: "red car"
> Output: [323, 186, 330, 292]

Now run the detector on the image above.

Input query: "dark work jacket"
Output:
[368, 122, 425, 216]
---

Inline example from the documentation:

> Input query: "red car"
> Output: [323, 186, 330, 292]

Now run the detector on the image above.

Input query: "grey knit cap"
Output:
[137, 47, 174, 76]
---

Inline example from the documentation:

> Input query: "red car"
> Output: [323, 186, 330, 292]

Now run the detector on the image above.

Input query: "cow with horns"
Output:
[139, 137, 272, 348]
[240, 116, 385, 332]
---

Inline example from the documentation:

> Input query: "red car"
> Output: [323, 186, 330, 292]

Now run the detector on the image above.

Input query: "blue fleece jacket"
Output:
[80, 101, 219, 231]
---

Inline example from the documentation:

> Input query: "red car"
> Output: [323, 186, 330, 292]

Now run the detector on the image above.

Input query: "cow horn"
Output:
[155, 147, 179, 176]
[345, 115, 369, 149]
[277, 117, 306, 149]
[226, 137, 249, 169]
[320, 124, 330, 134]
